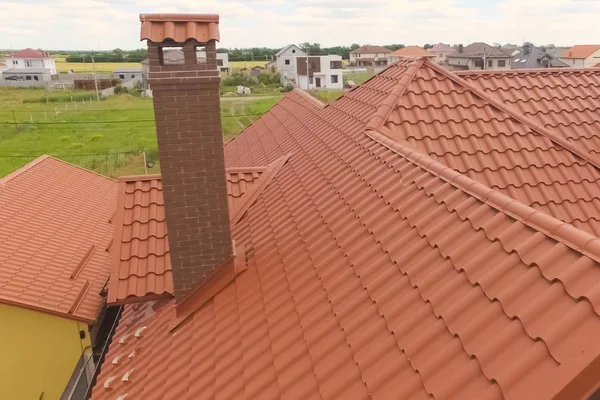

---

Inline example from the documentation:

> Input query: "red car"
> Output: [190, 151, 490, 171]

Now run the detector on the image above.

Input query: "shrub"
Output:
[114, 84, 128, 95]
[91, 134, 104, 142]
[257, 72, 281, 86]
[222, 72, 255, 87]
[59, 135, 70, 142]
[68, 143, 85, 150]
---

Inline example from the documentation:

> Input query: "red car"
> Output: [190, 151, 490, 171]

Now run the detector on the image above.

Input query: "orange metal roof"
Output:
[560, 45, 600, 59]
[389, 46, 434, 57]
[139, 13, 220, 43]
[455, 67, 600, 235]
[8, 48, 50, 58]
[93, 64, 600, 399]
[108, 159, 288, 305]
[0, 156, 117, 323]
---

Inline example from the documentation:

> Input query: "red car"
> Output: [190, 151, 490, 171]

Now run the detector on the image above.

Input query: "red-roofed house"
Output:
[88, 14, 600, 400]
[6, 48, 57, 74]
[560, 45, 600, 68]
[0, 156, 118, 400]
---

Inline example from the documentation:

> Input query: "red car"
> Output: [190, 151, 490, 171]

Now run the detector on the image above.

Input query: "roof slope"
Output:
[561, 45, 600, 59]
[350, 45, 392, 54]
[390, 46, 434, 58]
[511, 47, 569, 69]
[0, 156, 117, 323]
[449, 42, 511, 58]
[108, 161, 288, 305]
[370, 59, 600, 236]
[94, 75, 600, 399]
[8, 48, 50, 58]
[458, 67, 600, 160]
[430, 43, 454, 53]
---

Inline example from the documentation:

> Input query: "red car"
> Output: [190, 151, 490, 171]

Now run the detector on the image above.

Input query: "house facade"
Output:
[447, 42, 512, 70]
[429, 43, 455, 64]
[2, 68, 52, 86]
[112, 68, 143, 82]
[296, 54, 343, 90]
[275, 44, 307, 85]
[560, 45, 600, 68]
[387, 46, 435, 64]
[349, 45, 391, 67]
[6, 48, 56, 74]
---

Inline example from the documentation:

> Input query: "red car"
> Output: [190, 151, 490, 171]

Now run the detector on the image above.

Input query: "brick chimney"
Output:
[140, 14, 232, 301]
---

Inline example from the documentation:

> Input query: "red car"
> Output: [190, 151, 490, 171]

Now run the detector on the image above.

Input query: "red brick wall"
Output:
[147, 39, 232, 300]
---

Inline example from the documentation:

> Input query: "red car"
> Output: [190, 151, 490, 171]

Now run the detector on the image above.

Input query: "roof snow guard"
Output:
[139, 13, 220, 43]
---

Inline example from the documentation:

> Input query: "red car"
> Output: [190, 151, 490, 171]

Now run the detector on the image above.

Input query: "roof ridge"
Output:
[365, 128, 600, 264]
[456, 67, 600, 76]
[365, 58, 426, 132]
[0, 155, 50, 185]
[291, 88, 326, 109]
[424, 59, 600, 169]
[47, 155, 119, 183]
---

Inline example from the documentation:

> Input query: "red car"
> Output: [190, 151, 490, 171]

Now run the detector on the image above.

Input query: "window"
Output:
[331, 75, 339, 84]
[26, 75, 32, 80]
[34, 76, 39, 81]
[330, 60, 342, 69]
[474, 59, 483, 68]
[498, 60, 506, 67]
[292, 49, 296, 54]
[12, 60, 17, 65]
[131, 74, 135, 78]
[217, 59, 224, 67]
[26, 61, 31, 67]
[309, 76, 313, 84]
[119, 74, 125, 79]
[285, 59, 290, 65]
[487, 59, 493, 68]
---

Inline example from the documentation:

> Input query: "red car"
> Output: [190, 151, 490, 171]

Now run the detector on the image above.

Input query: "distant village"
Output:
[1, 42, 599, 93]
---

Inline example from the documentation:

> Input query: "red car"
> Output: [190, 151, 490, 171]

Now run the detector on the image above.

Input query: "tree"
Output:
[423, 44, 432, 50]
[299, 42, 322, 55]
[350, 43, 360, 50]
[492, 42, 502, 48]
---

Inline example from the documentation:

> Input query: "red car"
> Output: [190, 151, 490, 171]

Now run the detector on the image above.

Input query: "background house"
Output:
[447, 42, 512, 70]
[6, 48, 56, 75]
[511, 45, 568, 69]
[275, 44, 307, 85]
[250, 65, 265, 77]
[349, 45, 392, 67]
[560, 45, 600, 68]
[296, 54, 343, 90]
[112, 68, 143, 82]
[2, 68, 52, 86]
[198, 50, 229, 73]
[387, 46, 435, 64]
[0, 156, 118, 400]
[429, 43, 455, 64]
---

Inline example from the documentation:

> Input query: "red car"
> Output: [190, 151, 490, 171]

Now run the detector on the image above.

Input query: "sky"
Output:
[1, 0, 599, 50]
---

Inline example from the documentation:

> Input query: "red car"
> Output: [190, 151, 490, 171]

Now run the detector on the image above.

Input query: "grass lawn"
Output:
[0, 87, 281, 178]
[343, 69, 375, 85]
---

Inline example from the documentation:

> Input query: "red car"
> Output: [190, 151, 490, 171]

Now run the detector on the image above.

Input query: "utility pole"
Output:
[82, 54, 86, 72]
[92, 51, 100, 102]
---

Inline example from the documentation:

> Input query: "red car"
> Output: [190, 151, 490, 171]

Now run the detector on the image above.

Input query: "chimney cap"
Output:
[140, 13, 220, 43]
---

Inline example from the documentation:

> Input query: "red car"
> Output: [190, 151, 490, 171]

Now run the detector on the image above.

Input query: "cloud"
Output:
[1, 0, 599, 50]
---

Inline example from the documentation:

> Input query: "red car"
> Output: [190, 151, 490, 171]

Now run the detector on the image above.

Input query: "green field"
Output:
[0, 87, 281, 178]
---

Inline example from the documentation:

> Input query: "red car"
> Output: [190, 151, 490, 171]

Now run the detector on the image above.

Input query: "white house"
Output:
[6, 48, 56, 75]
[559, 45, 600, 68]
[113, 68, 143, 82]
[198, 51, 229, 73]
[296, 55, 343, 91]
[275, 44, 307, 85]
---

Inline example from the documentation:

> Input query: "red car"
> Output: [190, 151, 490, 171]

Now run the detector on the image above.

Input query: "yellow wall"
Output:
[0, 303, 91, 400]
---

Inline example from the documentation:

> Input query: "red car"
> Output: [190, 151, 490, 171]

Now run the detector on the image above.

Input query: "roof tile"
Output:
[0, 156, 117, 322]
[94, 77, 600, 400]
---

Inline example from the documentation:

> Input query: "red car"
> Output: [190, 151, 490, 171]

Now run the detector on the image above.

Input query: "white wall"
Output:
[276, 45, 307, 84]
[559, 58, 585, 68]
[297, 55, 343, 90]
[7, 58, 56, 74]
[585, 49, 600, 68]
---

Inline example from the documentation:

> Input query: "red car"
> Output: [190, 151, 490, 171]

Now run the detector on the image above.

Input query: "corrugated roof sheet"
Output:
[0, 156, 117, 323]
[93, 63, 600, 399]
[561, 45, 600, 59]
[139, 14, 220, 43]
[108, 160, 288, 305]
